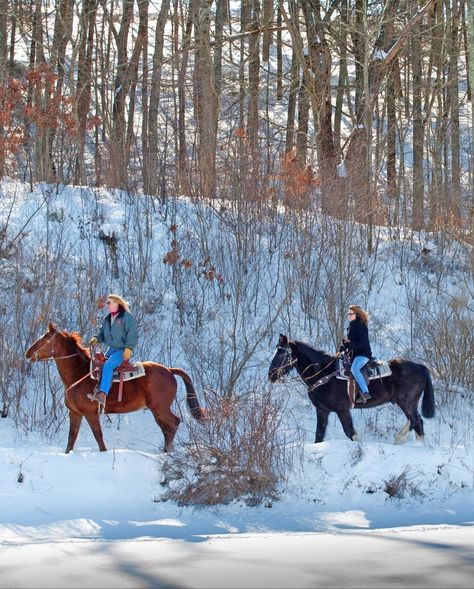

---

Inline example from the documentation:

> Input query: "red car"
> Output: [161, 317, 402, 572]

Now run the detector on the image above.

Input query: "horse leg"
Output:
[394, 421, 411, 445]
[395, 405, 424, 445]
[84, 413, 107, 452]
[315, 408, 329, 443]
[150, 408, 181, 452]
[412, 409, 425, 443]
[336, 409, 359, 442]
[65, 411, 83, 454]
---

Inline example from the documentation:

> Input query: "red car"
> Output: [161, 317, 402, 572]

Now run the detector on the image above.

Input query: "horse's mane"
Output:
[293, 340, 334, 365]
[60, 330, 91, 362]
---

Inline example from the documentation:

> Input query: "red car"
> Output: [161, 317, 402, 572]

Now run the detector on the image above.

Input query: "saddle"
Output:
[336, 351, 392, 382]
[90, 351, 145, 402]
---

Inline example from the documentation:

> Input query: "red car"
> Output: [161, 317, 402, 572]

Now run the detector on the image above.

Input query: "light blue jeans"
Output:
[99, 348, 124, 395]
[351, 355, 369, 394]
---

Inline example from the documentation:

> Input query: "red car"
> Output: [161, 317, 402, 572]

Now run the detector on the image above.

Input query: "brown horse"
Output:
[25, 322, 206, 453]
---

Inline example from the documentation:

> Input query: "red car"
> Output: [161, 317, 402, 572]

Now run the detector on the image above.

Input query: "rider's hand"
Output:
[123, 347, 132, 361]
[89, 336, 98, 346]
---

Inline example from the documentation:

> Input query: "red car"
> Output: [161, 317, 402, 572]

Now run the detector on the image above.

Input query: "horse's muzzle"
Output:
[268, 370, 279, 383]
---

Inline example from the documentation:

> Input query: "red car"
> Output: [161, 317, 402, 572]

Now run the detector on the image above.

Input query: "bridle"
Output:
[30, 331, 79, 362]
[274, 344, 298, 375]
[275, 343, 339, 391]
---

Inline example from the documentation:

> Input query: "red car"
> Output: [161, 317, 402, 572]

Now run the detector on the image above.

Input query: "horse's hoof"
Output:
[394, 435, 407, 445]
[352, 433, 360, 441]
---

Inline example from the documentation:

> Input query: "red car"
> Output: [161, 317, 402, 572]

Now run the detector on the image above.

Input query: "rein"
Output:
[298, 354, 339, 392]
[276, 344, 339, 391]
[66, 371, 92, 391]
[307, 368, 338, 392]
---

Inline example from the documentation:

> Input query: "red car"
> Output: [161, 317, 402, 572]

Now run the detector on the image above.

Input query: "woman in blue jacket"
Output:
[87, 294, 138, 407]
[342, 305, 372, 404]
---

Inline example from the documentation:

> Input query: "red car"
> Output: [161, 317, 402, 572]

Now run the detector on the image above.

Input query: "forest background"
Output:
[0, 0, 472, 232]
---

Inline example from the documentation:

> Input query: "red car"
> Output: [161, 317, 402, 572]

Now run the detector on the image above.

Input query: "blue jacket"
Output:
[95, 310, 138, 350]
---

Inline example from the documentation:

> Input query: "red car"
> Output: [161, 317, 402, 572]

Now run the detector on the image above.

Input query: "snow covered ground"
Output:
[1, 405, 473, 588]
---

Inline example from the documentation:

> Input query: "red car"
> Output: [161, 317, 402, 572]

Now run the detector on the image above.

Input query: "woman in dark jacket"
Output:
[342, 305, 372, 403]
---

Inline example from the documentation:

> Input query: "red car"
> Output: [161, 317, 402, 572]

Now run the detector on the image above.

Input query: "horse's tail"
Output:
[421, 365, 435, 418]
[169, 368, 207, 421]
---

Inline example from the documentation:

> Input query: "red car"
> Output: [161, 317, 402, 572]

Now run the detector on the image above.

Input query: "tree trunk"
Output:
[0, 0, 7, 177]
[262, 0, 273, 62]
[296, 68, 309, 166]
[276, 4, 283, 100]
[75, 0, 97, 186]
[248, 0, 261, 182]
[0, 0, 7, 82]
[334, 0, 348, 154]
[177, 0, 197, 195]
[285, 0, 298, 152]
[468, 0, 474, 232]
[146, 0, 170, 196]
[412, 23, 424, 231]
[428, 0, 444, 230]
[281, 1, 338, 215]
[111, 0, 134, 188]
[195, 0, 218, 199]
[30, 0, 48, 183]
[214, 0, 226, 94]
[447, 0, 461, 218]
[124, 0, 148, 179]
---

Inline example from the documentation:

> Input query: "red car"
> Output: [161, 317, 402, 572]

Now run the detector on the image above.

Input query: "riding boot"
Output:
[356, 392, 371, 404]
[87, 390, 106, 406]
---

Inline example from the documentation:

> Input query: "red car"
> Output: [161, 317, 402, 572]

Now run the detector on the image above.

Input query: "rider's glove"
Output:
[122, 347, 132, 361]
[89, 336, 98, 346]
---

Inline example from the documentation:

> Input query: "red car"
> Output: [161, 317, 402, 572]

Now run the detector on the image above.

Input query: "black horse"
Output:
[268, 334, 435, 444]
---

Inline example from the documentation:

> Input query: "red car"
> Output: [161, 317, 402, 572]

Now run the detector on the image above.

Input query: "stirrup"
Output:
[356, 392, 371, 404]
[87, 391, 107, 413]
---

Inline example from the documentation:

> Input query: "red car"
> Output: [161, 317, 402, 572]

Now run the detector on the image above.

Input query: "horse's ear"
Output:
[278, 334, 288, 346]
[48, 321, 57, 333]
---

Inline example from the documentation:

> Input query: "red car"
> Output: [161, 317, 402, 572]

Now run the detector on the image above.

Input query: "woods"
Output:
[0, 0, 471, 238]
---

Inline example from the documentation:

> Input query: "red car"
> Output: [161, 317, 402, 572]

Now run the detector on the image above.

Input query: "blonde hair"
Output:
[349, 305, 369, 326]
[107, 294, 130, 313]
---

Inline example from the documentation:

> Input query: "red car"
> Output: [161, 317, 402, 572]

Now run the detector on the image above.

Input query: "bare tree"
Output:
[145, 0, 170, 196]
[75, 0, 97, 185]
[194, 0, 218, 198]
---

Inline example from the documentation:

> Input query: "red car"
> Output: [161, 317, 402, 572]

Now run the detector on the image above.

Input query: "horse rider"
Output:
[341, 305, 373, 404]
[87, 294, 138, 407]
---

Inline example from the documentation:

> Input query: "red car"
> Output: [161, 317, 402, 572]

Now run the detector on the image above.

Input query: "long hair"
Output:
[107, 293, 130, 313]
[349, 304, 368, 326]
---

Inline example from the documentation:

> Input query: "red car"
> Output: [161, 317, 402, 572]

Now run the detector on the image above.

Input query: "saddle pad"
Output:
[367, 360, 392, 379]
[336, 358, 392, 380]
[90, 361, 146, 382]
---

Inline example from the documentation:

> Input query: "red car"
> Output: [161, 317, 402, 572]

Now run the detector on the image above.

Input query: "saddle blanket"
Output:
[336, 358, 392, 381]
[90, 361, 146, 382]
